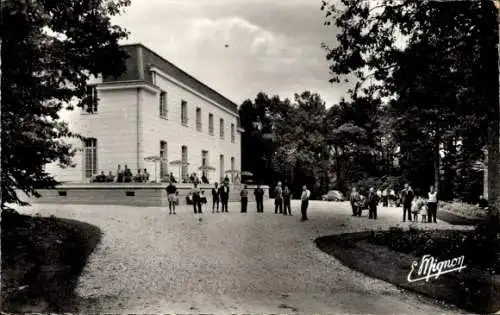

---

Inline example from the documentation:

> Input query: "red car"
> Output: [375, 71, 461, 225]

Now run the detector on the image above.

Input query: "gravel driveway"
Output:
[20, 200, 470, 314]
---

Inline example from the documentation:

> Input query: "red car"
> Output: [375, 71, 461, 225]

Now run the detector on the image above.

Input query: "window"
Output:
[85, 85, 98, 113]
[159, 91, 167, 118]
[231, 123, 235, 143]
[219, 154, 224, 181]
[84, 138, 97, 178]
[160, 141, 167, 179]
[181, 100, 188, 125]
[208, 113, 214, 135]
[231, 157, 235, 182]
[202, 150, 208, 177]
[196, 107, 202, 131]
[181, 145, 188, 180]
[202, 150, 208, 167]
[220, 118, 225, 139]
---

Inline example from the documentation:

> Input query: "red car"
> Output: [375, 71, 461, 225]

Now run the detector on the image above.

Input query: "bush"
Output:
[439, 201, 487, 218]
[351, 176, 404, 195]
[368, 219, 500, 274]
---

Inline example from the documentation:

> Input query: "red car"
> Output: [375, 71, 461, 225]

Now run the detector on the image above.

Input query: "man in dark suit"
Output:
[212, 182, 220, 213]
[220, 182, 230, 212]
[367, 187, 379, 220]
[401, 183, 414, 222]
[254, 184, 265, 213]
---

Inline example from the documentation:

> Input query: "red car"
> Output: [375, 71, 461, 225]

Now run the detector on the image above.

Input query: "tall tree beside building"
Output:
[1, 0, 130, 206]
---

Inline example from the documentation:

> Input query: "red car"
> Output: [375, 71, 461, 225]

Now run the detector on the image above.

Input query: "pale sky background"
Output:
[111, 0, 352, 107]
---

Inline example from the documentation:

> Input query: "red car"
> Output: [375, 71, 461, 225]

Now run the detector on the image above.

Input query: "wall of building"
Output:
[140, 70, 241, 183]
[27, 184, 269, 207]
[46, 87, 140, 182]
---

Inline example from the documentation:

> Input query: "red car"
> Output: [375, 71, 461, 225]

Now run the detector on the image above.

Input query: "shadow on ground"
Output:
[1, 210, 102, 312]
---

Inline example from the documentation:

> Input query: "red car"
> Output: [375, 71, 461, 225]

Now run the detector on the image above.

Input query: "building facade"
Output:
[46, 43, 242, 183]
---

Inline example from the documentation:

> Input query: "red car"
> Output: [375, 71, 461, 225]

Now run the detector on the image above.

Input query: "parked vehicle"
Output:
[321, 190, 345, 201]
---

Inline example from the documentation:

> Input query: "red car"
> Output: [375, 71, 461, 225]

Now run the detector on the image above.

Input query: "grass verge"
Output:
[315, 226, 500, 314]
[1, 209, 102, 312]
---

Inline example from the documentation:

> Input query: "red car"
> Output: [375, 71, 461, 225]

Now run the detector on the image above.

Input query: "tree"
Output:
[1, 0, 130, 206]
[272, 91, 328, 197]
[322, 0, 498, 204]
[238, 92, 289, 186]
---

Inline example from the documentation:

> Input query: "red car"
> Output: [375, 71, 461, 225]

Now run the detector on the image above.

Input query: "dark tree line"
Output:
[239, 0, 498, 202]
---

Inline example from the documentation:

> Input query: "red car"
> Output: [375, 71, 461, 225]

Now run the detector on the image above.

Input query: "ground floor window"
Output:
[219, 154, 224, 182]
[182, 145, 188, 180]
[84, 138, 97, 178]
[160, 141, 167, 179]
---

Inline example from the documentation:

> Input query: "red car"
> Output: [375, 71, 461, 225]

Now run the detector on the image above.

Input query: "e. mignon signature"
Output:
[407, 254, 467, 283]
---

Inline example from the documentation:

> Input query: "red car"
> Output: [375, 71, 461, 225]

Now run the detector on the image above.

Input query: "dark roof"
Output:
[103, 43, 238, 114]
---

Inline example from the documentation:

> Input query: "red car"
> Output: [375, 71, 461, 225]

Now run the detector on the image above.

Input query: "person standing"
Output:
[427, 186, 438, 223]
[220, 182, 230, 212]
[349, 187, 361, 217]
[192, 183, 202, 214]
[254, 184, 265, 213]
[212, 182, 220, 213]
[274, 182, 283, 214]
[282, 184, 292, 216]
[382, 188, 389, 207]
[166, 181, 177, 215]
[368, 187, 379, 220]
[300, 185, 311, 221]
[240, 185, 249, 213]
[401, 184, 414, 222]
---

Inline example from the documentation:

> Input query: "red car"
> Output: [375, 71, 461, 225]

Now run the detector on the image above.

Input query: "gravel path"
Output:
[19, 200, 472, 314]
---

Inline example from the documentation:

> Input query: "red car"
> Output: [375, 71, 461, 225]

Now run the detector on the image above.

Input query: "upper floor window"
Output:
[220, 118, 225, 139]
[196, 107, 202, 131]
[84, 138, 97, 178]
[159, 91, 167, 118]
[208, 113, 214, 135]
[85, 85, 98, 113]
[231, 123, 235, 143]
[181, 100, 188, 125]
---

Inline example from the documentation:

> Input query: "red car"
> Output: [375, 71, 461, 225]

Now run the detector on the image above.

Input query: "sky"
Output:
[111, 0, 352, 107]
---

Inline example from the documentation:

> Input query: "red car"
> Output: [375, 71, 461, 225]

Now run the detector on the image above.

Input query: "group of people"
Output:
[179, 172, 210, 185]
[349, 184, 439, 223]
[163, 180, 311, 221]
[92, 165, 150, 183]
[349, 187, 380, 219]
[272, 182, 311, 221]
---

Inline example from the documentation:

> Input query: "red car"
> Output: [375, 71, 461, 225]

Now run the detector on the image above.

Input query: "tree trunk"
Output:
[485, 1, 500, 217]
[334, 146, 344, 191]
[433, 133, 440, 193]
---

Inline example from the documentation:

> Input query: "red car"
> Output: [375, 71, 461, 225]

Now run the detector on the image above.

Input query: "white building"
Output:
[47, 43, 242, 183]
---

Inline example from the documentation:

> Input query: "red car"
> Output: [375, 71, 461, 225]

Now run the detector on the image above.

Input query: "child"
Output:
[174, 191, 180, 206]
[411, 196, 425, 221]
[420, 202, 428, 222]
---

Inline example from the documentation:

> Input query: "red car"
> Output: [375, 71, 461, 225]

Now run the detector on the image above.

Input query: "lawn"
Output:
[315, 217, 500, 314]
[1, 209, 102, 312]
[439, 201, 488, 219]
